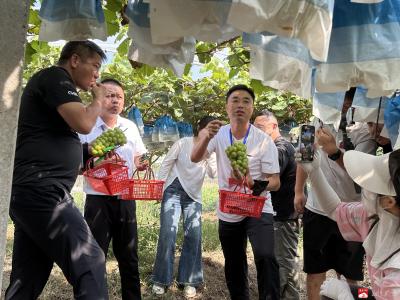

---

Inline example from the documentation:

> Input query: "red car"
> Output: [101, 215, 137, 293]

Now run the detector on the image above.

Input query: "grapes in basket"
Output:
[225, 142, 248, 176]
[91, 128, 127, 157]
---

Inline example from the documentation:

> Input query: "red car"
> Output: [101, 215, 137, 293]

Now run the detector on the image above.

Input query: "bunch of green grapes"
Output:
[225, 142, 248, 175]
[91, 128, 127, 157]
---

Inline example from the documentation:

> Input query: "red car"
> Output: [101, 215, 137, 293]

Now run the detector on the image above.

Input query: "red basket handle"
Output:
[231, 176, 250, 194]
[85, 153, 124, 171]
[131, 166, 156, 180]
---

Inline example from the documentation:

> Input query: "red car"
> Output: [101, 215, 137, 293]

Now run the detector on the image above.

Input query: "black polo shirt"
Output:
[270, 136, 297, 221]
[13, 66, 82, 192]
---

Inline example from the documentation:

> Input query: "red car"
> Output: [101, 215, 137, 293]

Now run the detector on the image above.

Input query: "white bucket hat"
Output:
[343, 133, 400, 197]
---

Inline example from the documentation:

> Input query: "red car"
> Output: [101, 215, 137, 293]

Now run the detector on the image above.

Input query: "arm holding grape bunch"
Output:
[89, 127, 127, 157]
[225, 142, 280, 191]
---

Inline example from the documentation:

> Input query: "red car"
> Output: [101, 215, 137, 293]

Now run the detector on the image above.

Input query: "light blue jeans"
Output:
[152, 178, 203, 287]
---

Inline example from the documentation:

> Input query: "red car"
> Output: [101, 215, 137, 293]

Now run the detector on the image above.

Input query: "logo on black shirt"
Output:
[68, 90, 78, 97]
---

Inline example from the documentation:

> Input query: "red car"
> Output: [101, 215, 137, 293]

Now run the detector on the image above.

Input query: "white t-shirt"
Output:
[347, 122, 377, 155]
[157, 137, 217, 203]
[306, 121, 370, 215]
[79, 116, 147, 195]
[306, 151, 361, 215]
[207, 124, 280, 222]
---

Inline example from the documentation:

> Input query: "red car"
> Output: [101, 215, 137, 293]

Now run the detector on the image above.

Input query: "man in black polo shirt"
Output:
[6, 41, 109, 300]
[254, 110, 300, 300]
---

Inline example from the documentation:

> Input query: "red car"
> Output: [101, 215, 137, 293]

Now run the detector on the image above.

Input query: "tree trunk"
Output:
[0, 0, 29, 290]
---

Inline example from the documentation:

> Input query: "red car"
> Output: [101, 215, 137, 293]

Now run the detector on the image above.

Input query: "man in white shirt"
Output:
[191, 84, 281, 300]
[80, 79, 147, 300]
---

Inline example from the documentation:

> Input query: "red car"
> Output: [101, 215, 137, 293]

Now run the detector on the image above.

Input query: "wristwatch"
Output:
[328, 148, 342, 161]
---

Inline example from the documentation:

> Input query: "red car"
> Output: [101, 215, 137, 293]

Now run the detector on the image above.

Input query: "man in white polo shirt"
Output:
[80, 78, 147, 300]
[191, 84, 281, 300]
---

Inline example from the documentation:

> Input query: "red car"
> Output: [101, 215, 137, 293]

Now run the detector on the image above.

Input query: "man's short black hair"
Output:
[226, 84, 255, 102]
[101, 78, 124, 89]
[195, 115, 217, 136]
[58, 41, 106, 65]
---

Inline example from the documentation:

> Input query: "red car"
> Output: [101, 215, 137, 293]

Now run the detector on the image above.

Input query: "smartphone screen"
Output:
[299, 125, 315, 162]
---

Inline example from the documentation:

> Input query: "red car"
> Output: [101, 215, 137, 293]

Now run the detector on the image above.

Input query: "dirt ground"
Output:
[1, 222, 369, 300]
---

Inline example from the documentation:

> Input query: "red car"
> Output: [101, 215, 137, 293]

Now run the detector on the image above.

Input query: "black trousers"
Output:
[84, 195, 141, 300]
[218, 213, 280, 300]
[6, 186, 108, 300]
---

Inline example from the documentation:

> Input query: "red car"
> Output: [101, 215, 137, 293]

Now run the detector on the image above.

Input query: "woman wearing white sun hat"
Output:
[299, 136, 400, 300]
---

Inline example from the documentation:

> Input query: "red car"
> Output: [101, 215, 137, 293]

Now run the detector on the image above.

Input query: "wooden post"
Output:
[0, 0, 29, 289]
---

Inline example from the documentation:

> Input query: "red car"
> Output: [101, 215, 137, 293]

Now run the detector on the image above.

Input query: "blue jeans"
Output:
[152, 178, 203, 287]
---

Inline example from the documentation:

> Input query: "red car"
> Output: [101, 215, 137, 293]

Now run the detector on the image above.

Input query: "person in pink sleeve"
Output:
[299, 144, 400, 300]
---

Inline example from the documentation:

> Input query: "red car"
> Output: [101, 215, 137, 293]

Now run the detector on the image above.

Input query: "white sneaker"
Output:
[184, 286, 196, 298]
[152, 284, 165, 295]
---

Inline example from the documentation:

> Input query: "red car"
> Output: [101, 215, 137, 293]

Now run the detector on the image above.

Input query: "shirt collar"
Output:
[96, 116, 123, 130]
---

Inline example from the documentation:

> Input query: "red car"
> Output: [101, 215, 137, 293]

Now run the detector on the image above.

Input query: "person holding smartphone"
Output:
[300, 145, 400, 300]
[80, 78, 148, 300]
[295, 121, 366, 300]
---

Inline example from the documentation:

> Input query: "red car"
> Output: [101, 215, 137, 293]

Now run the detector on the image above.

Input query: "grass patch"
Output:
[134, 178, 221, 284]
[71, 178, 221, 292]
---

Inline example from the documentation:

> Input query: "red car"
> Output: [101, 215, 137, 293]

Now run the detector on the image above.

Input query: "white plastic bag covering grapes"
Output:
[151, 123, 159, 143]
[38, 0, 107, 41]
[143, 124, 154, 144]
[312, 90, 346, 131]
[243, 1, 400, 101]
[227, 0, 334, 61]
[143, 124, 169, 151]
[154, 115, 180, 142]
[148, 0, 240, 44]
[351, 87, 388, 123]
[126, 0, 195, 77]
[316, 0, 400, 98]
[243, 32, 314, 99]
[312, 87, 389, 131]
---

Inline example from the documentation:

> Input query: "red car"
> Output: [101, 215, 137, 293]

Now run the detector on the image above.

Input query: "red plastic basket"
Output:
[120, 168, 165, 201]
[83, 155, 129, 195]
[219, 186, 266, 218]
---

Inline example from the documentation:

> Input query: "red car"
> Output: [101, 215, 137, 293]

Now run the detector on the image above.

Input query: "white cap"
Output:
[344, 150, 396, 196]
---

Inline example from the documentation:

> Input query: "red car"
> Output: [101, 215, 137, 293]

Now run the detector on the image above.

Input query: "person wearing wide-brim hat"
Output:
[299, 139, 400, 300]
